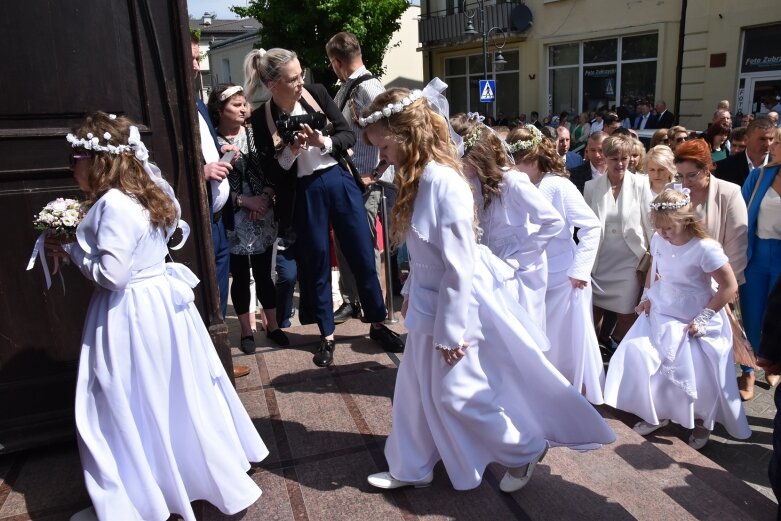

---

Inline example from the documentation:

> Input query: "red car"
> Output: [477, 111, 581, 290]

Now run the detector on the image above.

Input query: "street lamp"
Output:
[463, 0, 507, 114]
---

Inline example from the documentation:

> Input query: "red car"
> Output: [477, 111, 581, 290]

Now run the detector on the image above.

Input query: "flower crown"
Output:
[358, 90, 423, 127]
[463, 125, 484, 154]
[66, 115, 134, 155]
[506, 124, 543, 153]
[650, 186, 691, 210]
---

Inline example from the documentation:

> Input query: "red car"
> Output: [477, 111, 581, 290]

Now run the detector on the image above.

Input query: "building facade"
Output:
[419, 0, 781, 129]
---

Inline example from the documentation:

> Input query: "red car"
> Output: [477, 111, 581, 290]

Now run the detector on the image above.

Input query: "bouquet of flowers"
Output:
[27, 198, 84, 289]
[33, 198, 83, 237]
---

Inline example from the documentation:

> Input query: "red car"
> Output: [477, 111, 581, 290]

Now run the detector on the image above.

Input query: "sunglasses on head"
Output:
[69, 152, 91, 167]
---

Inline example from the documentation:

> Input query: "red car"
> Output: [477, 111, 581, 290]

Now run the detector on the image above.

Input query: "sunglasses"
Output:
[69, 153, 91, 167]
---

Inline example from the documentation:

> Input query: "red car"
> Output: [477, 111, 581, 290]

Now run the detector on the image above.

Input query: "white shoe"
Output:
[499, 443, 549, 493]
[633, 419, 669, 436]
[688, 431, 710, 450]
[70, 507, 98, 521]
[367, 470, 434, 489]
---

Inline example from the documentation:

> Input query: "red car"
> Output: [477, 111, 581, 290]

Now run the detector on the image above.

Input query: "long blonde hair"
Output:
[72, 112, 176, 229]
[362, 88, 462, 247]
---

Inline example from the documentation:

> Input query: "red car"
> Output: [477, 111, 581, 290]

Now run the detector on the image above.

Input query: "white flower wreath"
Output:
[358, 90, 424, 127]
[506, 124, 544, 153]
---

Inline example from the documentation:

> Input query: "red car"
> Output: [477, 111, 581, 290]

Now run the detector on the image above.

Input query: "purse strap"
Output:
[747, 166, 767, 210]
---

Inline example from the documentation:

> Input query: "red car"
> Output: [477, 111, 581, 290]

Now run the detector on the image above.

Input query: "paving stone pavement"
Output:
[0, 304, 777, 520]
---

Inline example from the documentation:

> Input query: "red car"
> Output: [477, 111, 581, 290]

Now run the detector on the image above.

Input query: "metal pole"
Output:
[379, 184, 398, 324]
[481, 0, 488, 117]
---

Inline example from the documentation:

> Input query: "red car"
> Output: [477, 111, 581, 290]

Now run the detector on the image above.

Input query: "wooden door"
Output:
[0, 0, 228, 453]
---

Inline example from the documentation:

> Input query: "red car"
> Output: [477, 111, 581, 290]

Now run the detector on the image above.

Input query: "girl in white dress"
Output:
[359, 86, 615, 493]
[604, 189, 751, 449]
[507, 125, 605, 404]
[450, 114, 564, 331]
[50, 112, 268, 520]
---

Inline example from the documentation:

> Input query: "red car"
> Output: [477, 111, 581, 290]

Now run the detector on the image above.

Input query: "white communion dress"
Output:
[470, 167, 564, 331]
[536, 173, 605, 404]
[385, 162, 615, 490]
[604, 233, 751, 439]
[64, 189, 268, 521]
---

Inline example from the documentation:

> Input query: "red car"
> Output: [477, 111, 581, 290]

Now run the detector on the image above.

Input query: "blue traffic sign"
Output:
[479, 80, 496, 102]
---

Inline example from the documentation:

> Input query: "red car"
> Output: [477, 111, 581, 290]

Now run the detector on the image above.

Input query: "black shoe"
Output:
[313, 338, 335, 367]
[351, 301, 363, 319]
[239, 335, 256, 355]
[333, 303, 354, 324]
[370, 324, 405, 353]
[267, 328, 290, 346]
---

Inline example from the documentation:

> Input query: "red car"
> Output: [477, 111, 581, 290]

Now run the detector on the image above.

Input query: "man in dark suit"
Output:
[648, 100, 674, 129]
[714, 117, 774, 186]
[633, 101, 653, 130]
[530, 111, 543, 129]
[569, 131, 607, 193]
[556, 126, 584, 172]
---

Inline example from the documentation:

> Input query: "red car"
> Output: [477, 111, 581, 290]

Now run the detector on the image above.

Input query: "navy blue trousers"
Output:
[275, 244, 297, 329]
[294, 164, 386, 336]
[211, 217, 230, 319]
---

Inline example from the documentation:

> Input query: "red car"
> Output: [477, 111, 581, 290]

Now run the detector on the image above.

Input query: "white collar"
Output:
[747, 152, 769, 171]
[348, 65, 369, 80]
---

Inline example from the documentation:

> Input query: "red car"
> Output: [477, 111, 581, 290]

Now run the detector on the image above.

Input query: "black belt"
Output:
[212, 208, 223, 223]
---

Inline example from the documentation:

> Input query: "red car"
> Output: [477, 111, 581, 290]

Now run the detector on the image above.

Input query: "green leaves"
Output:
[232, 0, 409, 93]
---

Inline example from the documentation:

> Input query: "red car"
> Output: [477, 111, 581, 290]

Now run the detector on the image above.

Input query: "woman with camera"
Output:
[207, 84, 289, 353]
[245, 48, 402, 367]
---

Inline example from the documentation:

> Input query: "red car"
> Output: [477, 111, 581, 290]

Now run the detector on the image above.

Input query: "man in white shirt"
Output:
[569, 131, 607, 193]
[326, 31, 392, 325]
[633, 101, 652, 130]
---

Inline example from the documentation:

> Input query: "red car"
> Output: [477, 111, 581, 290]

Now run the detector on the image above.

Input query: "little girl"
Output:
[51, 112, 268, 520]
[604, 189, 751, 449]
[360, 85, 614, 493]
[450, 113, 564, 331]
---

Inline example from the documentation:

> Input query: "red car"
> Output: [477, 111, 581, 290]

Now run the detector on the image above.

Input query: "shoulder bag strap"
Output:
[338, 74, 375, 112]
[747, 167, 767, 210]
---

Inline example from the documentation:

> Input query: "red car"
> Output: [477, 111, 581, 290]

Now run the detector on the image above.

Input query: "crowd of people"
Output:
[46, 27, 781, 520]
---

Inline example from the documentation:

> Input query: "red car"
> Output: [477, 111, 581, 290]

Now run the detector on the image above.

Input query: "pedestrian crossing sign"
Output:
[479, 80, 496, 102]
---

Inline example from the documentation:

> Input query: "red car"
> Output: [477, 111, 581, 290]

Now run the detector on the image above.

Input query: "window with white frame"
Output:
[444, 50, 519, 119]
[548, 34, 657, 115]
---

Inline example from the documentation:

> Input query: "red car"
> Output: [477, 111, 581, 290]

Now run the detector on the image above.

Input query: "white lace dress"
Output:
[604, 234, 751, 438]
[64, 189, 268, 520]
[386, 162, 615, 490]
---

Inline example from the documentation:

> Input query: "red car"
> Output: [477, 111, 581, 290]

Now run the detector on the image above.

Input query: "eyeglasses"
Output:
[674, 169, 704, 182]
[675, 136, 689, 143]
[69, 153, 91, 167]
[661, 138, 670, 143]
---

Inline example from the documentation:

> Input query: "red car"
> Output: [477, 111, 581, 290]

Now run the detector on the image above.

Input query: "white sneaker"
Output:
[70, 507, 98, 521]
[688, 431, 710, 450]
[367, 470, 434, 489]
[499, 443, 549, 493]
[632, 419, 669, 436]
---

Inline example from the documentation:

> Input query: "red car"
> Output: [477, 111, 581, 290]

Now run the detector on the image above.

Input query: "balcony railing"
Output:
[419, 2, 525, 48]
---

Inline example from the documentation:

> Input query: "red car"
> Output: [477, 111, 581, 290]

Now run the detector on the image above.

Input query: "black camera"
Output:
[275, 112, 328, 144]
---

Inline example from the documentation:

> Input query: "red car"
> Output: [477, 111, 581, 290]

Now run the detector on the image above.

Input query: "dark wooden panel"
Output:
[0, 0, 226, 453]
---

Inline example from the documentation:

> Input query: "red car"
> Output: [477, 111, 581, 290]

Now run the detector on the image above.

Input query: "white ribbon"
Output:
[421, 77, 464, 157]
[27, 232, 52, 289]
[128, 126, 190, 250]
[27, 231, 67, 291]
